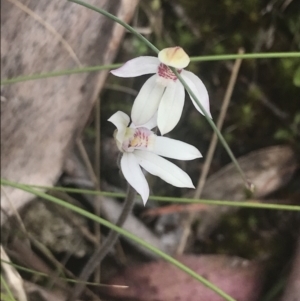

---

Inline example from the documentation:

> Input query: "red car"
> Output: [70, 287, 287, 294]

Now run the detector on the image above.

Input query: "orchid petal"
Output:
[108, 111, 130, 128]
[134, 150, 194, 188]
[108, 111, 130, 143]
[138, 111, 158, 130]
[131, 75, 165, 126]
[111, 57, 160, 78]
[181, 70, 211, 118]
[121, 153, 149, 205]
[157, 81, 185, 135]
[153, 136, 202, 160]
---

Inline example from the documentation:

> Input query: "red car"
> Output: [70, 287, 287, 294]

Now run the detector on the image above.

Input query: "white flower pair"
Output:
[109, 47, 210, 204]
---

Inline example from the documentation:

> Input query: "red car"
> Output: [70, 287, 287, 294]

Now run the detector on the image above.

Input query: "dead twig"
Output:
[176, 48, 245, 255]
[67, 184, 137, 301]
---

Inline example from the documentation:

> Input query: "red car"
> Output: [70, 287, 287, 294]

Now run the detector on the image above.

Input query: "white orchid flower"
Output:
[108, 111, 202, 205]
[111, 46, 210, 135]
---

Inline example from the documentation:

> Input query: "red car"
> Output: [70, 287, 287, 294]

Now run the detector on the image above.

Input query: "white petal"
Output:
[137, 112, 158, 130]
[181, 70, 211, 118]
[134, 150, 195, 188]
[120, 153, 149, 205]
[108, 111, 130, 143]
[157, 81, 185, 135]
[111, 57, 160, 78]
[153, 136, 202, 160]
[108, 111, 130, 128]
[131, 75, 165, 126]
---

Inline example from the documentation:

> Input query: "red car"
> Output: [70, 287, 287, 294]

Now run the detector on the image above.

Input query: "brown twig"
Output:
[67, 184, 136, 301]
[76, 139, 98, 186]
[94, 96, 102, 283]
[176, 48, 245, 255]
[76, 137, 103, 282]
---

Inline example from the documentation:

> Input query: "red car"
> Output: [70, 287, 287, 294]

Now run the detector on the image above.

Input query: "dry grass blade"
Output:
[94, 96, 102, 283]
[176, 48, 245, 254]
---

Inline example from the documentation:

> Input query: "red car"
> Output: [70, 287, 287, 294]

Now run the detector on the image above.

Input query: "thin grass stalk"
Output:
[1, 178, 236, 301]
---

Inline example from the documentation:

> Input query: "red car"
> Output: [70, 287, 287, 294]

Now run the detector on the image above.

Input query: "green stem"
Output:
[11, 182, 300, 211]
[69, 0, 250, 190]
[2, 53, 299, 85]
[1, 260, 117, 287]
[190, 52, 300, 62]
[1, 178, 236, 301]
[68, 0, 159, 54]
[1, 64, 121, 85]
[172, 68, 250, 187]
[0, 275, 17, 301]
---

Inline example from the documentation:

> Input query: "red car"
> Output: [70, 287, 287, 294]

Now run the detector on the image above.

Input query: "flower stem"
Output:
[68, 0, 251, 189]
[68, 0, 159, 54]
[173, 68, 251, 188]
[66, 183, 136, 301]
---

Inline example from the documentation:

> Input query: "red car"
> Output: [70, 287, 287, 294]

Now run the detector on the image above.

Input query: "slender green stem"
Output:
[9, 182, 300, 211]
[0, 64, 121, 85]
[1, 179, 236, 301]
[172, 68, 250, 186]
[190, 52, 300, 62]
[1, 53, 299, 85]
[68, 0, 159, 54]
[152, 197, 300, 211]
[0, 275, 17, 301]
[1, 260, 123, 287]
